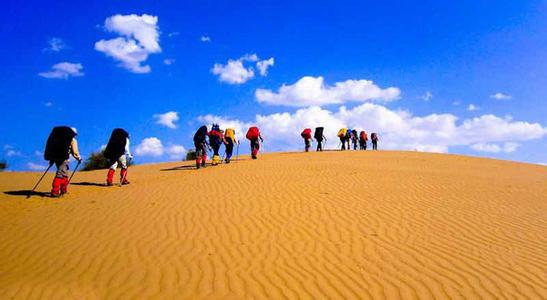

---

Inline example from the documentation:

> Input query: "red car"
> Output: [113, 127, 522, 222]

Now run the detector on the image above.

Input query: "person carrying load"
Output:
[104, 128, 133, 186]
[44, 126, 81, 197]
[246, 126, 263, 159]
[193, 125, 209, 169]
[337, 128, 348, 150]
[314, 127, 326, 151]
[351, 129, 359, 150]
[359, 130, 368, 150]
[208, 124, 226, 166]
[224, 128, 238, 163]
[301, 128, 312, 152]
[371, 132, 379, 150]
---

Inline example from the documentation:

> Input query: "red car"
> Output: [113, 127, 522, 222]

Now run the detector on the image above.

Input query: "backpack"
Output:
[246, 126, 260, 140]
[225, 128, 235, 140]
[371, 133, 378, 141]
[44, 126, 77, 161]
[346, 129, 352, 139]
[104, 128, 129, 160]
[337, 128, 347, 138]
[193, 125, 208, 143]
[359, 131, 368, 141]
[301, 128, 312, 139]
[314, 127, 324, 140]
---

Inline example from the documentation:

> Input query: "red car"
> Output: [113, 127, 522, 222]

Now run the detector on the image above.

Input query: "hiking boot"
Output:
[51, 177, 63, 197]
[106, 169, 115, 186]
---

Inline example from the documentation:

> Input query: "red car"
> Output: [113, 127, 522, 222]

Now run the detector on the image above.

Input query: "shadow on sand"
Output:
[4, 190, 50, 198]
[71, 182, 107, 187]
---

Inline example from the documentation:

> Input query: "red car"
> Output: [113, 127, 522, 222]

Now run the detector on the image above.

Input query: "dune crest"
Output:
[1, 151, 546, 299]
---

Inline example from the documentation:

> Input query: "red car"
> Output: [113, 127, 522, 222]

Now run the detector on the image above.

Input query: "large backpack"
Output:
[337, 128, 347, 138]
[193, 125, 208, 144]
[44, 126, 77, 162]
[346, 129, 353, 139]
[371, 133, 378, 141]
[246, 126, 260, 140]
[104, 128, 129, 160]
[352, 130, 358, 139]
[225, 128, 235, 140]
[314, 127, 324, 140]
[301, 128, 312, 139]
[359, 131, 368, 142]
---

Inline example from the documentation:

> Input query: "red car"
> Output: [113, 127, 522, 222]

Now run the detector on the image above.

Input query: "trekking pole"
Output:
[27, 162, 53, 199]
[66, 160, 81, 187]
[236, 142, 239, 161]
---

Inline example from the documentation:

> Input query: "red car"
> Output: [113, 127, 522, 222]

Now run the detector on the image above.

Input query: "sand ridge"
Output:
[0, 151, 546, 299]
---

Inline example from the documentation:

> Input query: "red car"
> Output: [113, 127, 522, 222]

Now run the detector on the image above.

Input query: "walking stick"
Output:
[236, 142, 239, 161]
[66, 160, 81, 186]
[27, 162, 53, 199]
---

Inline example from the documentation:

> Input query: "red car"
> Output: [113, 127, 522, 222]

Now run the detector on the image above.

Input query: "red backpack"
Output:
[246, 126, 260, 140]
[301, 128, 312, 139]
[359, 131, 368, 141]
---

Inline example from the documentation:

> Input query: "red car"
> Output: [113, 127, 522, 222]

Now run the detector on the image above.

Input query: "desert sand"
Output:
[0, 151, 546, 299]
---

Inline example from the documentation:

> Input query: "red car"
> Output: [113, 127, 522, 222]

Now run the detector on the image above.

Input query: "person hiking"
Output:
[224, 128, 238, 163]
[208, 124, 226, 166]
[351, 129, 359, 150]
[193, 125, 209, 169]
[345, 128, 353, 150]
[301, 128, 312, 152]
[44, 126, 81, 197]
[246, 126, 263, 159]
[337, 128, 348, 150]
[359, 130, 368, 150]
[103, 128, 133, 186]
[371, 132, 379, 150]
[314, 127, 327, 151]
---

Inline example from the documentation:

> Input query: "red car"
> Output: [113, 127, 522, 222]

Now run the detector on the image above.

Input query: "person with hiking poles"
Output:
[44, 126, 81, 197]
[351, 129, 359, 150]
[314, 127, 326, 151]
[193, 125, 209, 169]
[104, 128, 133, 186]
[371, 132, 379, 150]
[345, 128, 353, 150]
[359, 130, 368, 150]
[301, 128, 312, 152]
[224, 128, 238, 163]
[208, 124, 226, 166]
[246, 126, 263, 159]
[337, 128, 348, 150]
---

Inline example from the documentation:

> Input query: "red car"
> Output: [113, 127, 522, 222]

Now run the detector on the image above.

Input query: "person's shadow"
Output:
[71, 182, 107, 187]
[4, 190, 50, 198]
[161, 165, 198, 171]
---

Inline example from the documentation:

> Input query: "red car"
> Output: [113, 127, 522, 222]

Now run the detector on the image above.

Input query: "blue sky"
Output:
[1, 0, 546, 170]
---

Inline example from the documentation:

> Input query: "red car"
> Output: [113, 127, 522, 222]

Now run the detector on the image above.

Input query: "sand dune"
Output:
[1, 151, 546, 299]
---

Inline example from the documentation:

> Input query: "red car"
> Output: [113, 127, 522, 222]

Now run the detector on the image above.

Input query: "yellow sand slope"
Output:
[0, 151, 546, 299]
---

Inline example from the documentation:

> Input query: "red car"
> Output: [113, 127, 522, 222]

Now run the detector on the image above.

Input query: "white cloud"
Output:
[256, 58, 274, 76]
[470, 142, 520, 153]
[135, 137, 164, 157]
[154, 111, 179, 129]
[211, 59, 255, 84]
[163, 58, 175, 65]
[452, 100, 462, 106]
[166, 145, 186, 160]
[39, 62, 84, 79]
[420, 91, 433, 101]
[490, 92, 512, 100]
[95, 14, 161, 73]
[34, 150, 43, 156]
[198, 103, 546, 154]
[255, 76, 401, 107]
[44, 101, 53, 107]
[467, 104, 480, 111]
[27, 162, 47, 171]
[6, 150, 21, 157]
[44, 37, 66, 52]
[200, 35, 211, 42]
[168, 32, 180, 38]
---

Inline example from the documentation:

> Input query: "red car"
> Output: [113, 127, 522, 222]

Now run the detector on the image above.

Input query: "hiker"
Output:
[193, 125, 209, 169]
[359, 130, 368, 150]
[314, 127, 326, 151]
[208, 124, 226, 166]
[351, 129, 359, 150]
[371, 132, 379, 150]
[103, 128, 133, 186]
[224, 128, 238, 163]
[246, 126, 263, 159]
[337, 128, 348, 150]
[345, 128, 353, 150]
[301, 128, 312, 152]
[44, 126, 81, 197]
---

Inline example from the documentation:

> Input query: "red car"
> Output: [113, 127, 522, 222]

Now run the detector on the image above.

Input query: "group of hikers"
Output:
[37, 125, 378, 197]
[300, 127, 379, 152]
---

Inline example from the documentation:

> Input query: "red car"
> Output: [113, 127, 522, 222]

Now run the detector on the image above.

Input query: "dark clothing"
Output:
[250, 138, 260, 158]
[304, 139, 311, 152]
[359, 141, 367, 150]
[340, 137, 347, 150]
[316, 140, 323, 151]
[225, 137, 234, 160]
[372, 140, 378, 150]
[352, 138, 358, 150]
